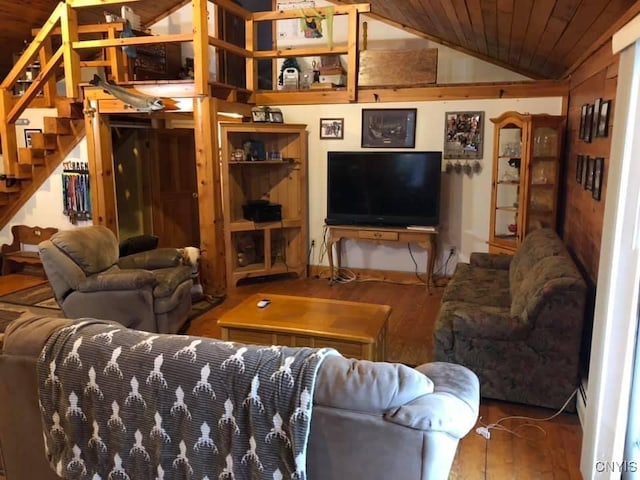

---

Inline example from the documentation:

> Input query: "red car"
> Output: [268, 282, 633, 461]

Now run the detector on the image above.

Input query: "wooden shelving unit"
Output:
[489, 111, 565, 254]
[220, 122, 308, 287]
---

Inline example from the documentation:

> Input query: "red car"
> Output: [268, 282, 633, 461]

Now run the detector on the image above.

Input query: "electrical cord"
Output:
[475, 388, 578, 440]
[407, 243, 427, 284]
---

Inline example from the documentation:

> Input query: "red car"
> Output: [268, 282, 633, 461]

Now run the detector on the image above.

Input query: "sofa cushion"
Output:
[442, 263, 511, 308]
[50, 225, 119, 275]
[509, 228, 567, 300]
[510, 255, 586, 325]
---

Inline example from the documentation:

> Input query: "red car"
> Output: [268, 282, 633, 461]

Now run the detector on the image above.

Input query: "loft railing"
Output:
[0, 0, 368, 176]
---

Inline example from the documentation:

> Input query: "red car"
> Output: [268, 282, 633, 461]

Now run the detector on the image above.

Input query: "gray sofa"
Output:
[434, 228, 586, 410]
[38, 225, 193, 334]
[0, 315, 479, 480]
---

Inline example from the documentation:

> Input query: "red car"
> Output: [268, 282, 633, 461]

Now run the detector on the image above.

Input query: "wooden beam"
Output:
[0, 90, 18, 176]
[39, 37, 57, 107]
[252, 3, 370, 21]
[209, 36, 252, 58]
[84, 102, 117, 232]
[193, 0, 209, 95]
[212, 0, 252, 21]
[0, 2, 63, 89]
[193, 96, 226, 293]
[246, 17, 256, 91]
[61, 3, 81, 99]
[346, 9, 359, 102]
[254, 80, 569, 105]
[253, 45, 348, 58]
[7, 47, 64, 124]
[66, 0, 139, 7]
[33, 22, 124, 36]
[73, 33, 192, 50]
[107, 25, 126, 82]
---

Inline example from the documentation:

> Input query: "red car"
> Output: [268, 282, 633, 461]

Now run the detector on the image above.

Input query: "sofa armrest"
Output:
[384, 362, 479, 438]
[469, 252, 512, 270]
[78, 270, 157, 292]
[118, 248, 182, 270]
[451, 303, 531, 341]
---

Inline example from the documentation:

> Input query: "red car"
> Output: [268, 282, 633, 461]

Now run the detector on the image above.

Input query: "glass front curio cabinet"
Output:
[489, 111, 565, 254]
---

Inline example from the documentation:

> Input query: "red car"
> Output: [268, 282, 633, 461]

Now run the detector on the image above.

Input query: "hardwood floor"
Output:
[0, 273, 582, 479]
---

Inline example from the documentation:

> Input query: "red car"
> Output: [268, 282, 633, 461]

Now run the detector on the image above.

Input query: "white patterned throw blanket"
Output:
[37, 319, 335, 480]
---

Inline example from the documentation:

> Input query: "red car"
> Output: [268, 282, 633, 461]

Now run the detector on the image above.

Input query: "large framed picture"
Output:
[444, 111, 484, 159]
[361, 108, 416, 148]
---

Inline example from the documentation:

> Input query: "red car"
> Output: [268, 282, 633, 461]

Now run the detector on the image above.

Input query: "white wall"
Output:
[0, 139, 92, 247]
[279, 97, 563, 275]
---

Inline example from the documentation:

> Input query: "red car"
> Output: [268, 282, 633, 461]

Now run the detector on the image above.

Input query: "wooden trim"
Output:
[0, 2, 63, 90]
[255, 80, 568, 105]
[246, 17, 256, 92]
[253, 45, 348, 59]
[66, 0, 139, 6]
[569, 40, 617, 88]
[208, 36, 252, 58]
[252, 3, 370, 21]
[72, 33, 192, 50]
[213, 0, 253, 21]
[346, 10, 359, 102]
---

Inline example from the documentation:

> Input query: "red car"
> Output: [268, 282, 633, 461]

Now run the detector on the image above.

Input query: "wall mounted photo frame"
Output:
[592, 98, 602, 138]
[361, 108, 417, 148]
[597, 100, 611, 137]
[576, 155, 585, 184]
[584, 104, 594, 143]
[593, 157, 604, 201]
[320, 118, 344, 139]
[24, 128, 41, 148]
[444, 111, 484, 159]
[584, 156, 595, 190]
[579, 104, 589, 140]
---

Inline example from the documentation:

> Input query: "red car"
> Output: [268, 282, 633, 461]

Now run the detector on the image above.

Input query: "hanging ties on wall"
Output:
[62, 161, 92, 224]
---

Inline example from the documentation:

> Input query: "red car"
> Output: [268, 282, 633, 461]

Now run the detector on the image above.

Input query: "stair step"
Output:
[29, 132, 58, 150]
[18, 148, 45, 166]
[0, 195, 8, 207]
[14, 164, 33, 180]
[55, 98, 84, 119]
[44, 117, 73, 135]
[0, 178, 22, 193]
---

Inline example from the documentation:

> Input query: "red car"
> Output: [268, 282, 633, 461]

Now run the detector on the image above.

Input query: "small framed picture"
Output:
[320, 118, 344, 139]
[579, 104, 589, 140]
[585, 156, 595, 190]
[584, 104, 594, 143]
[576, 155, 584, 183]
[251, 108, 268, 123]
[24, 128, 42, 148]
[592, 157, 604, 201]
[598, 100, 611, 137]
[268, 109, 284, 123]
[592, 98, 601, 138]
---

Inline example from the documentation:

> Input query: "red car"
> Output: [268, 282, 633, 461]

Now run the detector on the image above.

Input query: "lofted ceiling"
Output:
[0, 0, 638, 81]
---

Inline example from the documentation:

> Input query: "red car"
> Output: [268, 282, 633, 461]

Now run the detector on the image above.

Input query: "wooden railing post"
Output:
[39, 37, 57, 106]
[245, 16, 256, 92]
[193, 0, 210, 96]
[0, 89, 18, 176]
[61, 3, 81, 99]
[107, 25, 126, 82]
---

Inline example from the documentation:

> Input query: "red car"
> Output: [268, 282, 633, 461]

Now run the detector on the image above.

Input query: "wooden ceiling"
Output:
[0, 0, 638, 81]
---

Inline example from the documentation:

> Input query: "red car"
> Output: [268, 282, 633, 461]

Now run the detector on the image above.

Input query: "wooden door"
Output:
[150, 129, 200, 248]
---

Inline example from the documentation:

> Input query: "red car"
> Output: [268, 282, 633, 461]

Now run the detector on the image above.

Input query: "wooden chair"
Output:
[1, 225, 58, 275]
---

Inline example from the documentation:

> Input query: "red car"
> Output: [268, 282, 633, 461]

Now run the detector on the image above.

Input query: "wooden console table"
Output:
[326, 225, 438, 293]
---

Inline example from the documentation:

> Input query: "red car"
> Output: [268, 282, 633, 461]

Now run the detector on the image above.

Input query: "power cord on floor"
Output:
[475, 388, 578, 440]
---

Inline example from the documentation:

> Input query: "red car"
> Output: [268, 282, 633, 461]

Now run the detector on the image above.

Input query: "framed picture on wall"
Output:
[361, 108, 417, 148]
[24, 128, 41, 148]
[579, 104, 589, 140]
[584, 104, 594, 143]
[320, 118, 344, 139]
[444, 111, 484, 159]
[585, 156, 595, 190]
[592, 98, 602, 138]
[576, 155, 585, 184]
[593, 157, 604, 201]
[597, 100, 611, 137]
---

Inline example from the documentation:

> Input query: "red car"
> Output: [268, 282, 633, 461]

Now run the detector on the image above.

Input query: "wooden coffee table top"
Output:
[217, 293, 391, 343]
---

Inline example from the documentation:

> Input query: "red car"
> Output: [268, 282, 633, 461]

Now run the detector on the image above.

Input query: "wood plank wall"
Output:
[560, 39, 617, 283]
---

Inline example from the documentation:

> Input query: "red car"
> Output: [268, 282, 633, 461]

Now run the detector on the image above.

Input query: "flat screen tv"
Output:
[326, 151, 442, 227]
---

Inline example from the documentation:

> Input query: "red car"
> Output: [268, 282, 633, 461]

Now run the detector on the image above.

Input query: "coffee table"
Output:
[217, 293, 391, 361]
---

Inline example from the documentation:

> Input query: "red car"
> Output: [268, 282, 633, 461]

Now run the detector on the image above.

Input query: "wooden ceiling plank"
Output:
[518, 0, 556, 70]
[508, 0, 534, 66]
[437, 0, 471, 48]
[481, 0, 499, 60]
[407, 1, 448, 39]
[561, 0, 639, 77]
[529, 15, 571, 74]
[451, 0, 477, 47]
[466, 0, 489, 55]
[496, 0, 514, 62]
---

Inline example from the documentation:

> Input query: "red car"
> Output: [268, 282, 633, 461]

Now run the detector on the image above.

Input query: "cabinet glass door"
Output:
[525, 125, 559, 233]
[493, 125, 522, 248]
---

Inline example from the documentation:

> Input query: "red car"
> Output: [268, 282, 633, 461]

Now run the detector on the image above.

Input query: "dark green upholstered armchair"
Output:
[38, 225, 192, 333]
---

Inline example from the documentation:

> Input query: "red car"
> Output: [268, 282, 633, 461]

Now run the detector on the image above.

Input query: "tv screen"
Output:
[326, 151, 442, 227]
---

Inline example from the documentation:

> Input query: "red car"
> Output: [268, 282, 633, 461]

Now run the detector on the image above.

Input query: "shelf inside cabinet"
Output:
[229, 219, 303, 232]
[497, 180, 520, 185]
[495, 206, 518, 212]
[229, 159, 300, 166]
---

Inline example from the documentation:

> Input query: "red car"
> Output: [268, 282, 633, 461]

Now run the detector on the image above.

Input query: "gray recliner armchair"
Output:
[38, 225, 193, 333]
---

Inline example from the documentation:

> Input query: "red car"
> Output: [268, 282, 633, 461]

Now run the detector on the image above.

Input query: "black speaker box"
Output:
[242, 201, 282, 222]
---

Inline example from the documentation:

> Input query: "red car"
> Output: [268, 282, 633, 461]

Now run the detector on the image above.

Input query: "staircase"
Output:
[0, 97, 85, 229]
